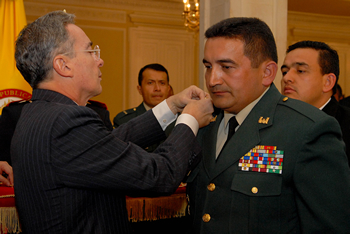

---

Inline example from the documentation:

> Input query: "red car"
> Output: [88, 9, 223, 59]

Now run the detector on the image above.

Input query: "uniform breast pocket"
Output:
[231, 172, 282, 196]
[230, 172, 283, 233]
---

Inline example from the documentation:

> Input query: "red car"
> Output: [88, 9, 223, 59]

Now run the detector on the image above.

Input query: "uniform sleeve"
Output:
[294, 115, 350, 233]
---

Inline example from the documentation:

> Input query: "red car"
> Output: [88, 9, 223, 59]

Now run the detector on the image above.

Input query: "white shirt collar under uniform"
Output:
[143, 102, 152, 111]
[319, 98, 331, 110]
[216, 86, 270, 158]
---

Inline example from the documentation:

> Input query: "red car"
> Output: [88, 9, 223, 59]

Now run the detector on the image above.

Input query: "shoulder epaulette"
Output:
[120, 107, 137, 116]
[278, 95, 326, 122]
[114, 106, 141, 127]
[115, 107, 138, 120]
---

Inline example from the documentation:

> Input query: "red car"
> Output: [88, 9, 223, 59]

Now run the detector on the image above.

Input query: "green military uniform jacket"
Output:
[186, 84, 350, 233]
[113, 103, 175, 152]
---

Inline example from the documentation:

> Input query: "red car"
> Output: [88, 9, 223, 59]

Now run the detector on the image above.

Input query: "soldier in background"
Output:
[113, 63, 173, 152]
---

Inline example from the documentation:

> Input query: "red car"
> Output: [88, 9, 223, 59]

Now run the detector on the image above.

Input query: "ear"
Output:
[261, 61, 277, 87]
[167, 84, 170, 93]
[137, 85, 143, 95]
[322, 73, 336, 93]
[53, 55, 73, 77]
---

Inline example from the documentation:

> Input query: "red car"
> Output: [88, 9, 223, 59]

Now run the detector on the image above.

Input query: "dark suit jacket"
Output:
[340, 96, 350, 108]
[11, 89, 200, 233]
[0, 100, 30, 165]
[114, 103, 175, 152]
[86, 100, 113, 131]
[0, 99, 113, 165]
[323, 96, 350, 166]
[186, 84, 350, 233]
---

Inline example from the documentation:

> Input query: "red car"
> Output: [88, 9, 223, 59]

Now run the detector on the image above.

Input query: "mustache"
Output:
[209, 86, 231, 93]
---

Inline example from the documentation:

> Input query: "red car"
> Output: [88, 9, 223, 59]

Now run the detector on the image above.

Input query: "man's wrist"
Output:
[153, 100, 177, 130]
[175, 114, 199, 136]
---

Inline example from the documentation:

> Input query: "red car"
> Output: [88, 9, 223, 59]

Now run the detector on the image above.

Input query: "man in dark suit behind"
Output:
[0, 99, 113, 166]
[0, 100, 30, 165]
[12, 10, 213, 233]
[186, 17, 350, 233]
[114, 63, 173, 152]
[281, 40, 350, 166]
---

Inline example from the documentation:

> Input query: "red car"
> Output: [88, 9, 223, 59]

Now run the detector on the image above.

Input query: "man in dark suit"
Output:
[12, 10, 213, 233]
[114, 63, 173, 152]
[281, 40, 350, 166]
[334, 84, 345, 102]
[0, 100, 30, 165]
[186, 17, 350, 233]
[340, 95, 350, 107]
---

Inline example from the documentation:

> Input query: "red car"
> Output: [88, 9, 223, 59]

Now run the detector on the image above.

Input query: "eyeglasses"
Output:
[81, 45, 100, 61]
[61, 45, 101, 61]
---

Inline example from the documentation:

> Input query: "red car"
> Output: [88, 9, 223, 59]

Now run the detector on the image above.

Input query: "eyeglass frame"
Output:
[61, 45, 101, 61]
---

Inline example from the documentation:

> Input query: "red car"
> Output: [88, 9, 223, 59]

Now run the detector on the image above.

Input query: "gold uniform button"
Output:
[207, 183, 215, 191]
[283, 97, 289, 102]
[202, 214, 211, 222]
[251, 187, 258, 194]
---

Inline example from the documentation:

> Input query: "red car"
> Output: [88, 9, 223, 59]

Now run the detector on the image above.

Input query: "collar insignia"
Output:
[258, 117, 270, 124]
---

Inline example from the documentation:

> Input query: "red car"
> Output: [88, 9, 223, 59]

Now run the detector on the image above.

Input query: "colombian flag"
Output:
[0, 0, 31, 113]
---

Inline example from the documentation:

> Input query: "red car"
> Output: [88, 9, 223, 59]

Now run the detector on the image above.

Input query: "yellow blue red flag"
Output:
[0, 0, 31, 113]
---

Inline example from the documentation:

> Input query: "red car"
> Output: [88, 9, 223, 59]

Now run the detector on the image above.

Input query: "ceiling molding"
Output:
[24, 0, 183, 14]
[288, 11, 350, 27]
[288, 11, 350, 42]
[24, 2, 127, 23]
[291, 28, 350, 42]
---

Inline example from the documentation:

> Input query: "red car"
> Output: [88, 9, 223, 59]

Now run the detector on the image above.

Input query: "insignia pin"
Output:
[258, 117, 270, 124]
[210, 115, 217, 122]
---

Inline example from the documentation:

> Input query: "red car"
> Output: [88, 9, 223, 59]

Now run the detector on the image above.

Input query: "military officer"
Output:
[186, 17, 350, 234]
[113, 63, 173, 152]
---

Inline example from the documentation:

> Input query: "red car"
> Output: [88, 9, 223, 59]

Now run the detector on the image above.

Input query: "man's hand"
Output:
[182, 96, 214, 128]
[0, 161, 13, 186]
[166, 85, 207, 114]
